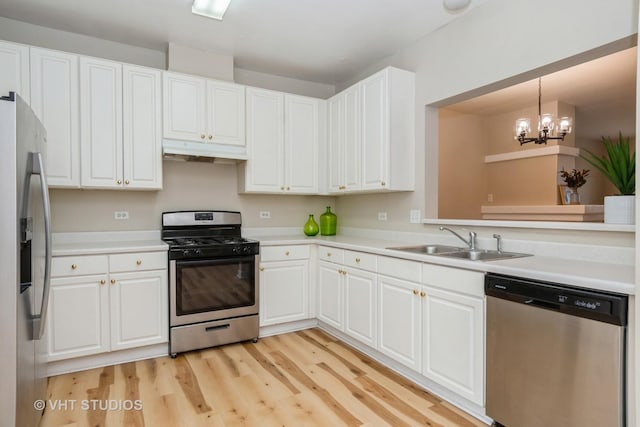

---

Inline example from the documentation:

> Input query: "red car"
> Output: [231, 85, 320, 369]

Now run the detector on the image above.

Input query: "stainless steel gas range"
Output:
[161, 211, 260, 357]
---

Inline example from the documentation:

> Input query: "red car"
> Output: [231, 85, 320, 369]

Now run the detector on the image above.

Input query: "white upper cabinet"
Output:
[80, 57, 123, 188]
[163, 72, 206, 142]
[81, 57, 162, 190]
[240, 89, 321, 194]
[122, 64, 162, 189]
[284, 94, 319, 193]
[242, 87, 284, 192]
[328, 66, 414, 194]
[0, 40, 29, 102]
[206, 80, 245, 146]
[30, 47, 80, 188]
[328, 85, 360, 193]
[163, 71, 245, 146]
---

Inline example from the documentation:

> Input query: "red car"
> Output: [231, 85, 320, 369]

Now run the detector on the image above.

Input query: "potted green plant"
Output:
[581, 132, 635, 224]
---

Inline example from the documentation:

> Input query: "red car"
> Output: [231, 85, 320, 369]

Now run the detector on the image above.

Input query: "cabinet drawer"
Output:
[51, 255, 108, 277]
[422, 263, 484, 297]
[318, 247, 344, 264]
[378, 256, 421, 282]
[109, 251, 167, 273]
[261, 245, 310, 262]
[343, 250, 377, 272]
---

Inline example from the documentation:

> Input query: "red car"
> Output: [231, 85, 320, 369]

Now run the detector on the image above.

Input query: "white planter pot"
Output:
[604, 195, 636, 224]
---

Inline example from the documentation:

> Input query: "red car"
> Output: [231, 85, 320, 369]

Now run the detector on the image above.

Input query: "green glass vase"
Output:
[320, 206, 337, 236]
[303, 214, 319, 236]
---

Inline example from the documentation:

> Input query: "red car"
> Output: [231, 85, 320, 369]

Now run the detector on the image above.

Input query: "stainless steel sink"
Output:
[436, 249, 532, 261]
[386, 244, 465, 255]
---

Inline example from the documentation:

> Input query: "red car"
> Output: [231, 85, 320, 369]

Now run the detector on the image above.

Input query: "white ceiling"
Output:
[0, 0, 488, 84]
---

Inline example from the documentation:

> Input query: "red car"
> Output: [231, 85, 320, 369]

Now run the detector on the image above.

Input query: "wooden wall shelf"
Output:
[484, 145, 580, 164]
[481, 204, 604, 222]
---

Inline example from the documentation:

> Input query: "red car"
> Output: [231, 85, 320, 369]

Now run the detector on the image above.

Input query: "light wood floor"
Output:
[41, 329, 488, 427]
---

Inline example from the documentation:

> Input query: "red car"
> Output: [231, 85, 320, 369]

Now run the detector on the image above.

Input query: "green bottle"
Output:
[320, 206, 337, 236]
[303, 214, 319, 236]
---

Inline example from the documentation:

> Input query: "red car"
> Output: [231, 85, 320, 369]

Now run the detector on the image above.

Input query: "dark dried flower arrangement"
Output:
[559, 168, 590, 189]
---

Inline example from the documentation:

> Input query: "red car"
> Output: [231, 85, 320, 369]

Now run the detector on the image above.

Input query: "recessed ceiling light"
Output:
[192, 0, 232, 21]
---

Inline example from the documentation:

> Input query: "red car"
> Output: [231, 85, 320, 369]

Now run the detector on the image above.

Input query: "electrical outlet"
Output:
[409, 209, 421, 224]
[114, 211, 129, 220]
[378, 212, 388, 221]
[487, 193, 494, 202]
[259, 211, 271, 219]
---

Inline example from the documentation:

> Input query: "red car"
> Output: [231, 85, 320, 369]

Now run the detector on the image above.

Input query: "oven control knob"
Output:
[232, 246, 239, 254]
[243, 246, 251, 254]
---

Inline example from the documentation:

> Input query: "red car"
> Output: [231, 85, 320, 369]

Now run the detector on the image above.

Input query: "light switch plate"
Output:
[378, 212, 388, 221]
[259, 211, 271, 219]
[114, 211, 129, 220]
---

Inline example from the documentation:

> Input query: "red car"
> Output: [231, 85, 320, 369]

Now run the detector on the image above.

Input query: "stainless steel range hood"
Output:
[162, 139, 248, 163]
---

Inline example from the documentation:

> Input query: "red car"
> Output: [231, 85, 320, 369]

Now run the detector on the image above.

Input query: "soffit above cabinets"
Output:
[0, 0, 489, 85]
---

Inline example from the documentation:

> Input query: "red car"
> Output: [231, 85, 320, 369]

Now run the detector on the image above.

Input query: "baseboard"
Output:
[259, 318, 318, 337]
[46, 343, 169, 376]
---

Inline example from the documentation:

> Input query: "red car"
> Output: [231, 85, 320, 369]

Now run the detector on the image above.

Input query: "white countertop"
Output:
[52, 231, 167, 256]
[250, 234, 635, 295]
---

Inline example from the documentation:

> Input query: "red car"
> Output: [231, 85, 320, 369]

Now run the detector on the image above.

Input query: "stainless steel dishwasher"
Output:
[485, 273, 628, 427]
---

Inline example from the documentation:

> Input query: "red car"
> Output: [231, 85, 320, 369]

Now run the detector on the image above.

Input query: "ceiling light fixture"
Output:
[192, 0, 232, 21]
[443, 0, 471, 12]
[515, 78, 573, 145]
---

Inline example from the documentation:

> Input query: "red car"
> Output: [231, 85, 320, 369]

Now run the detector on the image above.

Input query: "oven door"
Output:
[169, 255, 259, 327]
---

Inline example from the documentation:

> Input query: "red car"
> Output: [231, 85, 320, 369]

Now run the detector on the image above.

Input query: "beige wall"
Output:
[438, 109, 487, 219]
[51, 160, 335, 232]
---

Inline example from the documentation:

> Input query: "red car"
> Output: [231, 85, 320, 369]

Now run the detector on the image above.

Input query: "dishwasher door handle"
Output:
[523, 298, 561, 311]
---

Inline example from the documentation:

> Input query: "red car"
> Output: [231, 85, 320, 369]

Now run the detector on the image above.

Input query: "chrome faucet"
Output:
[439, 226, 477, 250]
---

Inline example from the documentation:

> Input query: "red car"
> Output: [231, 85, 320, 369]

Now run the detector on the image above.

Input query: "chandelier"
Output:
[514, 78, 573, 145]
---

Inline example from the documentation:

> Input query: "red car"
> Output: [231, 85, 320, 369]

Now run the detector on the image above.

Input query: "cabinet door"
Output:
[0, 40, 29, 102]
[206, 80, 245, 146]
[163, 72, 206, 142]
[327, 94, 344, 192]
[360, 70, 389, 190]
[245, 87, 284, 192]
[343, 85, 361, 191]
[80, 57, 123, 188]
[284, 94, 318, 193]
[110, 270, 168, 351]
[30, 47, 80, 187]
[259, 260, 309, 326]
[377, 275, 421, 371]
[123, 64, 162, 189]
[47, 275, 109, 361]
[344, 267, 377, 347]
[317, 261, 343, 330]
[422, 286, 484, 405]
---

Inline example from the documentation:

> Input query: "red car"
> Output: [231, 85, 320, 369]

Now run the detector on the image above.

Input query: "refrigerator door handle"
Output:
[28, 152, 52, 340]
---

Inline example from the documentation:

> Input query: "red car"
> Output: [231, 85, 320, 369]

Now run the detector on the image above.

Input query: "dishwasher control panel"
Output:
[485, 273, 628, 326]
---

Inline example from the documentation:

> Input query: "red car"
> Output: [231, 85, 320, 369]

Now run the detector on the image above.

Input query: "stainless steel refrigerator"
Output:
[0, 92, 51, 427]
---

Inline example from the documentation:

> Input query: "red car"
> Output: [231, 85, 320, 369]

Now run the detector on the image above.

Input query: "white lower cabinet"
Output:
[48, 273, 109, 360]
[47, 251, 168, 361]
[421, 264, 484, 406]
[376, 256, 485, 405]
[259, 245, 311, 326]
[343, 266, 377, 347]
[317, 247, 378, 347]
[317, 260, 344, 329]
[377, 274, 422, 371]
[110, 270, 168, 351]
